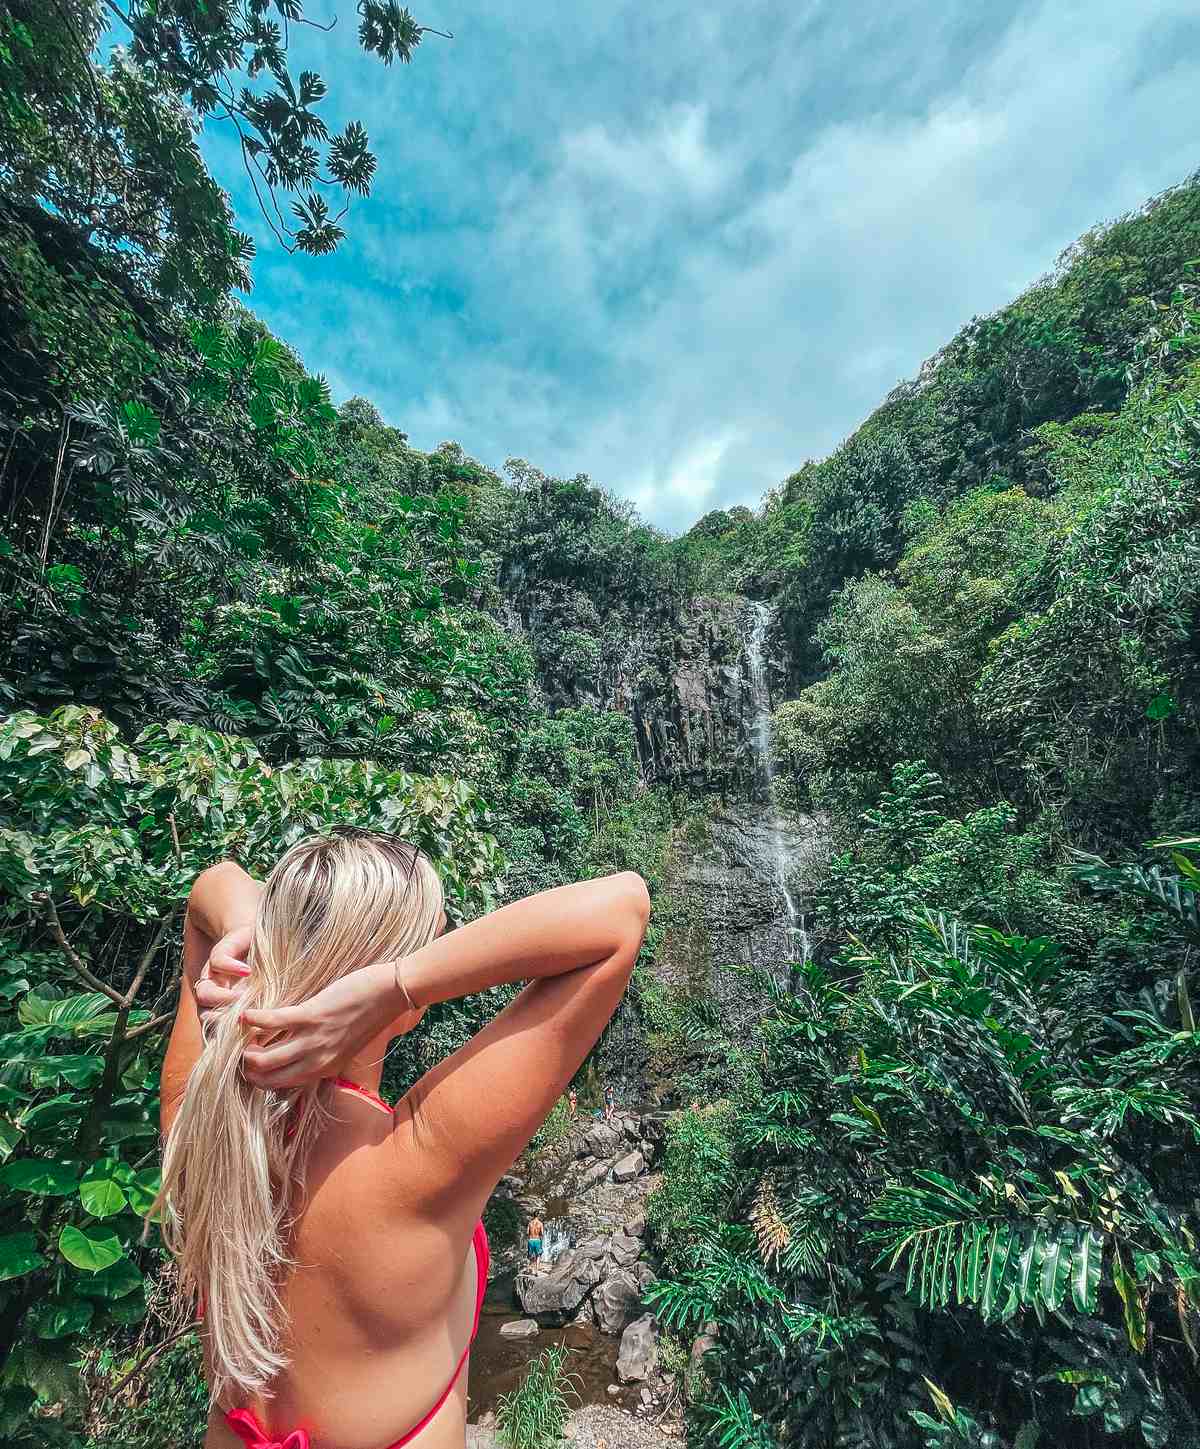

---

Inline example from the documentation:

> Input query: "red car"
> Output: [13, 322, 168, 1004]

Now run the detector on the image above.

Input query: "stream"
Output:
[469, 1270, 641, 1421]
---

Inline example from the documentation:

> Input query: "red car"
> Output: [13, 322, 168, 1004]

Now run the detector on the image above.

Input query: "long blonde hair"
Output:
[158, 828, 444, 1403]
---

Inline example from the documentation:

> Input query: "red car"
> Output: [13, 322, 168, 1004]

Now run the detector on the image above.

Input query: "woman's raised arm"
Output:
[240, 872, 650, 1221]
[240, 872, 649, 1086]
[159, 862, 263, 1134]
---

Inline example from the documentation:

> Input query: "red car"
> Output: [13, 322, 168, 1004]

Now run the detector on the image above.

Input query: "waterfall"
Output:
[540, 1224, 572, 1265]
[746, 603, 809, 965]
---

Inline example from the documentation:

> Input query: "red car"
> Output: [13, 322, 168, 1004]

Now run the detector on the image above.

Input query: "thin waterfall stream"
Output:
[746, 602, 809, 965]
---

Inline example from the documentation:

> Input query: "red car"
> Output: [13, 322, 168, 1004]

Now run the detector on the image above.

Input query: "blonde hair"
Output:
[158, 829, 444, 1403]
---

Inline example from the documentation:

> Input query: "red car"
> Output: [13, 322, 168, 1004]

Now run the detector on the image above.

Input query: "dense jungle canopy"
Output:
[1, 5, 1200, 1448]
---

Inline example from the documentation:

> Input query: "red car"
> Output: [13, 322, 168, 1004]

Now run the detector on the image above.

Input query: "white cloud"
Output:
[563, 105, 728, 200]
[212, 0, 1200, 532]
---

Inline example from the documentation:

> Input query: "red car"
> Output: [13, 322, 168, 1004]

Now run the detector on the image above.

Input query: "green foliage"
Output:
[650, 839, 1200, 1448]
[82, 1334, 207, 1449]
[0, 2, 435, 304]
[530, 1097, 574, 1153]
[645, 1105, 735, 1276]
[775, 362, 1200, 842]
[0, 705, 503, 1422]
[496, 1344, 582, 1449]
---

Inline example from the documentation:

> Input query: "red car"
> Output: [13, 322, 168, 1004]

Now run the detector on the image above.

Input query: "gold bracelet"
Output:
[393, 959, 417, 1013]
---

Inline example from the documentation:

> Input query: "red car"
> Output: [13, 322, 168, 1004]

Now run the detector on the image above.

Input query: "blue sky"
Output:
[169, 1, 1199, 531]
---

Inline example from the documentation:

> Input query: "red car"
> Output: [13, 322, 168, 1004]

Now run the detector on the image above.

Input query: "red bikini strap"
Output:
[332, 1076, 393, 1114]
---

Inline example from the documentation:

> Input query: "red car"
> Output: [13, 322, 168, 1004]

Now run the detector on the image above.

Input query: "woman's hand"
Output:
[193, 924, 253, 1021]
[240, 960, 399, 1090]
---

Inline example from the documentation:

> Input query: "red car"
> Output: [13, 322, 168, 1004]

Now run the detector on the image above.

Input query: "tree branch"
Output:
[125, 1010, 174, 1042]
[104, 1322, 197, 1400]
[36, 895, 124, 1005]
[123, 908, 181, 1008]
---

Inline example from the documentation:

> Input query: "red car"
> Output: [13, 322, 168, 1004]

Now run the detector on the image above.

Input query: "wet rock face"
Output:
[503, 592, 790, 795]
[594, 1270, 642, 1334]
[612, 1151, 645, 1183]
[654, 802, 827, 1047]
[516, 1247, 605, 1324]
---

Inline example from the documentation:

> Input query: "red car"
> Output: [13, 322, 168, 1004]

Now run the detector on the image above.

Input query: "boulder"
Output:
[639, 1140, 657, 1165]
[498, 1173, 524, 1193]
[620, 1114, 642, 1142]
[499, 1318, 540, 1340]
[585, 1122, 622, 1157]
[624, 1215, 646, 1238]
[617, 1313, 659, 1383]
[606, 1232, 641, 1267]
[516, 1248, 604, 1323]
[576, 1158, 613, 1194]
[612, 1151, 645, 1183]
[574, 1236, 609, 1262]
[594, 1268, 642, 1333]
[635, 1262, 656, 1291]
[689, 1330, 719, 1384]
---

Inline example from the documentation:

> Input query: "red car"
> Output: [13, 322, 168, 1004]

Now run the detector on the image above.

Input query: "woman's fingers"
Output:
[242, 1038, 314, 1078]
[209, 949, 251, 977]
[241, 1005, 305, 1032]
[195, 979, 241, 1012]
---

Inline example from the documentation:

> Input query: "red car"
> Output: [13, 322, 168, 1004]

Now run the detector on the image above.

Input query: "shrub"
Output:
[496, 1344, 581, 1449]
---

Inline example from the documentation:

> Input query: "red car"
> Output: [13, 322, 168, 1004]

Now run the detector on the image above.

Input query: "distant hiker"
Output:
[604, 1082, 616, 1122]
[568, 1088, 578, 1116]
[527, 1216, 544, 1264]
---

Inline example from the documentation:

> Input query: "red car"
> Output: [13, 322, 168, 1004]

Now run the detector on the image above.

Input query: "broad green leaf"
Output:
[31, 1055, 104, 1089]
[29, 1296, 93, 1339]
[79, 1160, 128, 1219]
[1071, 1226, 1104, 1314]
[964, 1222, 985, 1302]
[1112, 1245, 1147, 1352]
[935, 1228, 953, 1308]
[19, 993, 113, 1031]
[58, 1224, 123, 1273]
[0, 1231, 45, 1281]
[1014, 1225, 1045, 1304]
[1041, 1222, 1074, 1312]
[0, 1157, 79, 1196]
[953, 1231, 969, 1302]
[107, 1294, 148, 1325]
[20, 1095, 83, 1134]
[981, 1222, 1012, 1321]
[0, 1118, 21, 1162]
[126, 1167, 161, 1218]
[73, 1255, 143, 1300]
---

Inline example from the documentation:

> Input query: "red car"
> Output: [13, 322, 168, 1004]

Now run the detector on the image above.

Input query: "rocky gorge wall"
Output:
[501, 586, 792, 796]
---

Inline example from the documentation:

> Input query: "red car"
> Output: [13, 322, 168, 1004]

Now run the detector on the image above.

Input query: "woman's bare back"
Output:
[206, 1088, 482, 1449]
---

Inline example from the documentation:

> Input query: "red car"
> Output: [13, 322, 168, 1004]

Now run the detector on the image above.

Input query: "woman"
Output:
[159, 828, 649, 1449]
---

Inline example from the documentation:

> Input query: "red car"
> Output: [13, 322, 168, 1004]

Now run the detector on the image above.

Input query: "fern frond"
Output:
[868, 1173, 1106, 1320]
[750, 1177, 791, 1267]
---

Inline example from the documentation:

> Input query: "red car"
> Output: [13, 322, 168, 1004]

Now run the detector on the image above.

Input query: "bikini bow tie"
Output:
[226, 1408, 311, 1449]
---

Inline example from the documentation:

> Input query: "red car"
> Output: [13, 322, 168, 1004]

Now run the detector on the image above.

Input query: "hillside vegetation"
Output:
[1, 7, 1199, 1447]
[646, 180, 1200, 1448]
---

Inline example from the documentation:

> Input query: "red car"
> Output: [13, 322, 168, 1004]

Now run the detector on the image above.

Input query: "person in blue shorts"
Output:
[526, 1215, 544, 1264]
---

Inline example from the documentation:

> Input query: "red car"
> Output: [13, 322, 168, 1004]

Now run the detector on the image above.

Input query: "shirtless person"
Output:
[526, 1216, 545, 1265]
